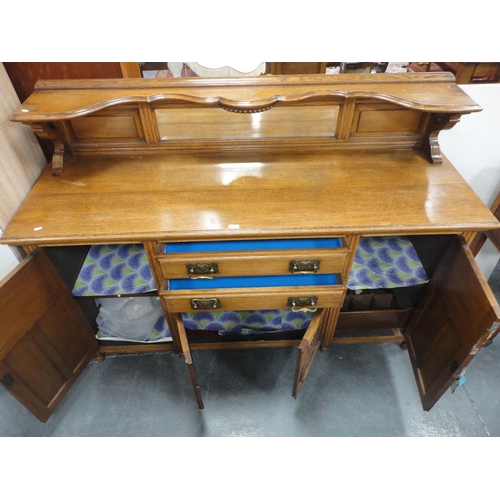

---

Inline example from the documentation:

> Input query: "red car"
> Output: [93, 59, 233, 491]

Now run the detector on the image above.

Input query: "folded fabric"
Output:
[347, 236, 429, 290]
[72, 244, 156, 296]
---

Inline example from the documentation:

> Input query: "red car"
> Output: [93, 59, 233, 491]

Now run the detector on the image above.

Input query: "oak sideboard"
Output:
[1, 73, 499, 422]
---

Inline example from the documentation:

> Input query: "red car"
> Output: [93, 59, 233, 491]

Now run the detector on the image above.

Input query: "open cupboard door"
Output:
[293, 308, 329, 398]
[405, 235, 500, 411]
[0, 249, 99, 422]
[175, 315, 205, 409]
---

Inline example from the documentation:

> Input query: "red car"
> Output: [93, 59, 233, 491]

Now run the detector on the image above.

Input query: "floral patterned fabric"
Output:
[72, 244, 156, 297]
[96, 308, 313, 342]
[183, 309, 313, 335]
[347, 236, 429, 290]
[74, 237, 429, 341]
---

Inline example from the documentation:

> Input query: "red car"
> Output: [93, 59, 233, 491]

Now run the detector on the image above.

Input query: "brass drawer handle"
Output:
[288, 296, 318, 312]
[190, 298, 221, 310]
[289, 260, 320, 274]
[187, 263, 219, 279]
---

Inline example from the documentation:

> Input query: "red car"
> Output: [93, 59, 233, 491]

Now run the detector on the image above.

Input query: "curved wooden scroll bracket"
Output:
[31, 122, 66, 175]
[51, 142, 65, 176]
[422, 113, 462, 164]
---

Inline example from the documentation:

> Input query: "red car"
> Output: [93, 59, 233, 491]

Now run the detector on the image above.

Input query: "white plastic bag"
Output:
[96, 297, 162, 341]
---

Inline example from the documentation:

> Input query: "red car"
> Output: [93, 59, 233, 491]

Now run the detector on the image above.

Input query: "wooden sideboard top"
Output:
[2, 149, 499, 246]
[3, 73, 498, 247]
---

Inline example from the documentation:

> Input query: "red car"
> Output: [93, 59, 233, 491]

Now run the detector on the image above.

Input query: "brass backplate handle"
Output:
[288, 296, 318, 312]
[289, 259, 320, 274]
[190, 298, 221, 310]
[187, 263, 219, 279]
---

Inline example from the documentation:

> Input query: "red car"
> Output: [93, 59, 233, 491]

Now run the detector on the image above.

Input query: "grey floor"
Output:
[1, 261, 500, 437]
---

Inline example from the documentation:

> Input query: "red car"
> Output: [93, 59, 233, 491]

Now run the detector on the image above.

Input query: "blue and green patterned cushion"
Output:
[347, 236, 429, 290]
[74, 237, 428, 297]
[80, 238, 429, 341]
[72, 244, 156, 296]
[182, 309, 313, 335]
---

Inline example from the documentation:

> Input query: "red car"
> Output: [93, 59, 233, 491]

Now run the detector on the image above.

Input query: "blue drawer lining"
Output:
[165, 238, 342, 253]
[168, 273, 339, 290]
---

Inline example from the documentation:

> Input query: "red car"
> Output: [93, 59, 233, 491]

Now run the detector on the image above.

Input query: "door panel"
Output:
[293, 308, 328, 398]
[405, 236, 500, 411]
[0, 249, 99, 422]
[175, 314, 204, 409]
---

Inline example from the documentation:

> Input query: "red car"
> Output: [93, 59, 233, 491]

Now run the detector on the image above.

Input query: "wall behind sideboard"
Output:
[0, 231, 20, 280]
[440, 83, 500, 279]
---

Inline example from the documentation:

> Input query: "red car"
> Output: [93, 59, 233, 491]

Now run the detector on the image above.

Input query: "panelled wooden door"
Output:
[0, 249, 99, 422]
[405, 235, 500, 411]
[175, 315, 204, 409]
[293, 308, 329, 398]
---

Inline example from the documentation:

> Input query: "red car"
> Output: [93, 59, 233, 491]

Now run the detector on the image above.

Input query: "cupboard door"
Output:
[175, 314, 204, 409]
[405, 236, 500, 411]
[0, 249, 99, 422]
[293, 308, 328, 398]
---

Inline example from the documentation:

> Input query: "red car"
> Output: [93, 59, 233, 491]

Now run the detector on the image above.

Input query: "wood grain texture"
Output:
[157, 247, 349, 280]
[2, 150, 498, 246]
[11, 73, 481, 121]
[0, 249, 98, 421]
[7, 74, 484, 174]
[406, 236, 500, 410]
[162, 285, 344, 313]
[293, 309, 328, 398]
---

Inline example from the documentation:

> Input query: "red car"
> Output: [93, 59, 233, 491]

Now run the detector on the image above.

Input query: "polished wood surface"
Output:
[7, 73, 483, 176]
[11, 73, 480, 120]
[157, 247, 350, 280]
[2, 150, 498, 246]
[162, 285, 344, 313]
[3, 62, 137, 161]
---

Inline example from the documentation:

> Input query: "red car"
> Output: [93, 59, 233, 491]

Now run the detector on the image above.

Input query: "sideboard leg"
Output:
[94, 352, 106, 362]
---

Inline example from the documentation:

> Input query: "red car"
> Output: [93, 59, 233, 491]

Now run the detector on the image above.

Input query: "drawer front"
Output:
[157, 248, 350, 280]
[162, 286, 345, 313]
[156, 238, 350, 284]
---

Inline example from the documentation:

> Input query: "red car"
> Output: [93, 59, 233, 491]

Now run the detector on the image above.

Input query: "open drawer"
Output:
[155, 238, 351, 284]
[162, 284, 345, 313]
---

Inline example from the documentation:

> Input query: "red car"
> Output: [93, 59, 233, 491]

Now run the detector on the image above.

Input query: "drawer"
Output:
[161, 285, 345, 313]
[156, 238, 350, 282]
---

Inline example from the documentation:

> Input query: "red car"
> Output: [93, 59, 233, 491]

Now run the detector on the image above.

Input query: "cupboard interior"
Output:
[41, 234, 451, 348]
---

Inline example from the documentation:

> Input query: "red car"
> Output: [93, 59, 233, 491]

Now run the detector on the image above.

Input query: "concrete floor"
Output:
[1, 261, 500, 437]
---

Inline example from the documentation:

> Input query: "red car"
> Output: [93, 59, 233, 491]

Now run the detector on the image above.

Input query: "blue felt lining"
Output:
[165, 238, 342, 253]
[168, 273, 338, 290]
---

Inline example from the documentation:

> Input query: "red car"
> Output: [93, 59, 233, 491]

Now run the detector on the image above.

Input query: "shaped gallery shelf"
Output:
[71, 237, 429, 343]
